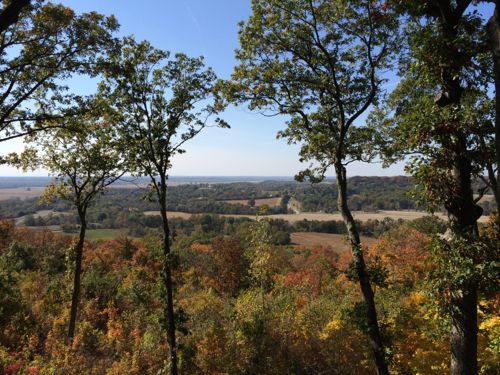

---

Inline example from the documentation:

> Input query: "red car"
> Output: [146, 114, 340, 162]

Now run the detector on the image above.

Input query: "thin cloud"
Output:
[182, 0, 207, 56]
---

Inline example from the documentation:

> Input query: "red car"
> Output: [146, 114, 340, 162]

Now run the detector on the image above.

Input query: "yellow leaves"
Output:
[252, 83, 266, 95]
[41, 183, 58, 204]
[319, 318, 342, 341]
[479, 316, 500, 331]
[326, 318, 342, 331]
[406, 291, 426, 306]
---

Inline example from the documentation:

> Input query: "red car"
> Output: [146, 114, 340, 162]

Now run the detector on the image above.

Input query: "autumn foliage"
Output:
[0, 217, 498, 374]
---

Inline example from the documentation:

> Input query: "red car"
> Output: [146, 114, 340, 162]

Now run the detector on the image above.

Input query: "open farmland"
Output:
[14, 210, 72, 225]
[143, 209, 470, 223]
[75, 229, 130, 240]
[0, 187, 46, 200]
[290, 232, 375, 253]
[259, 210, 452, 222]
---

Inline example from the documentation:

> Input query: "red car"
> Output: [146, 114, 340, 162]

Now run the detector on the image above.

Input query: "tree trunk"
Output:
[431, 4, 482, 372]
[488, 2, 500, 215]
[158, 175, 178, 375]
[335, 162, 389, 375]
[0, 0, 30, 34]
[450, 288, 478, 375]
[446, 150, 481, 375]
[68, 209, 87, 341]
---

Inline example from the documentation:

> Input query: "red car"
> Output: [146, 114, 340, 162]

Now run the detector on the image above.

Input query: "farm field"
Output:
[261, 210, 453, 222]
[57, 228, 130, 240]
[144, 209, 468, 222]
[0, 187, 45, 200]
[13, 225, 132, 241]
[14, 210, 71, 224]
[0, 183, 183, 201]
[290, 232, 375, 253]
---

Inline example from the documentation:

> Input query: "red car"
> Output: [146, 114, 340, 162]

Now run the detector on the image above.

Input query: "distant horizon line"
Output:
[0, 174, 407, 178]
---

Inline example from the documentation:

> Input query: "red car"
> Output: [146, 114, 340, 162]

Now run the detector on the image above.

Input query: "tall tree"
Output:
[99, 38, 227, 375]
[226, 1, 398, 373]
[374, 1, 495, 373]
[14, 101, 125, 340]
[0, 0, 118, 145]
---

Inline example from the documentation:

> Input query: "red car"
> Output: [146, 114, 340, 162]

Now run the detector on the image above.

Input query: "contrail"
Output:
[182, 0, 207, 56]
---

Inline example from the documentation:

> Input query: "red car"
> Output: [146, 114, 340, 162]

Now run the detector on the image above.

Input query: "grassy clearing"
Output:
[143, 209, 467, 222]
[290, 232, 375, 253]
[57, 228, 130, 241]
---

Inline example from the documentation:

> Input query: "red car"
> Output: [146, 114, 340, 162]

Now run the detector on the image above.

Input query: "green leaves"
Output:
[22, 99, 126, 211]
[371, 2, 495, 210]
[228, 0, 398, 181]
[99, 38, 227, 181]
[0, 1, 119, 143]
[426, 222, 500, 310]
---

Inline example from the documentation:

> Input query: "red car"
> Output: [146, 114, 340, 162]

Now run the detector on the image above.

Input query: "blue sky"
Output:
[1, 0, 494, 177]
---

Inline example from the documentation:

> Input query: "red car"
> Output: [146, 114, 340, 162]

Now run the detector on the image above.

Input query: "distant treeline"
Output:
[1, 176, 496, 220]
[18, 209, 448, 248]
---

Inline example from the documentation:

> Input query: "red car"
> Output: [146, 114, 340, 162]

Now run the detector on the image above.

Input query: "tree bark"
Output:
[430, 4, 482, 373]
[0, 0, 30, 34]
[445, 149, 481, 375]
[158, 174, 178, 375]
[450, 287, 478, 375]
[68, 209, 87, 341]
[335, 161, 389, 375]
[487, 1, 500, 215]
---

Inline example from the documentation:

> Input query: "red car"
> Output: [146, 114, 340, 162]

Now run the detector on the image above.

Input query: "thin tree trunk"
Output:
[335, 162, 389, 375]
[488, 2, 500, 216]
[485, 162, 500, 217]
[158, 175, 178, 375]
[68, 209, 87, 341]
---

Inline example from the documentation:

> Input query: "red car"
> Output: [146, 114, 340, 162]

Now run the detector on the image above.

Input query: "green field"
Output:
[57, 228, 131, 241]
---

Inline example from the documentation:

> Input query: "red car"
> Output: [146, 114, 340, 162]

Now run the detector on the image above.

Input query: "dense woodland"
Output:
[0, 217, 498, 375]
[0, 1, 499, 374]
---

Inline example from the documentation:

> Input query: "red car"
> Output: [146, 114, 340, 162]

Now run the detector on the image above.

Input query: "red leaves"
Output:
[4, 363, 21, 375]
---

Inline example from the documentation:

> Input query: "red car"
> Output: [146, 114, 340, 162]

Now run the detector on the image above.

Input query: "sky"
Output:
[0, 0, 494, 177]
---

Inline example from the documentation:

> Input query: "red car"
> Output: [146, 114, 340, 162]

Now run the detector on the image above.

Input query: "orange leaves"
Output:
[209, 238, 248, 297]
[190, 242, 211, 253]
[83, 240, 124, 271]
[367, 226, 431, 284]
[285, 245, 339, 294]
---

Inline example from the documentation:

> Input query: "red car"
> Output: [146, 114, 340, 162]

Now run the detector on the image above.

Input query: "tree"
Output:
[16, 103, 125, 341]
[226, 1, 397, 373]
[99, 37, 227, 375]
[0, 0, 118, 145]
[373, 1, 495, 373]
[208, 237, 248, 297]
